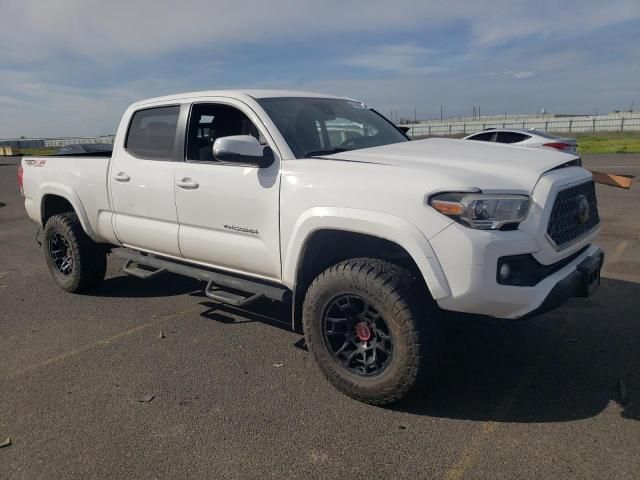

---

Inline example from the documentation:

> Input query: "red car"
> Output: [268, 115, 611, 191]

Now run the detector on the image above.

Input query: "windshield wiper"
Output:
[304, 148, 346, 158]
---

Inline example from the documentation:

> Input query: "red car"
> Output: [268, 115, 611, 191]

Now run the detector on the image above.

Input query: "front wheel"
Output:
[302, 258, 440, 405]
[43, 213, 107, 293]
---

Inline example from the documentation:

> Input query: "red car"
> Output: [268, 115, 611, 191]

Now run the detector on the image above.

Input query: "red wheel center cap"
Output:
[355, 322, 372, 341]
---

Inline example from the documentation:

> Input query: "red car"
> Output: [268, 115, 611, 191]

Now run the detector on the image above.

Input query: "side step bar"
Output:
[122, 259, 166, 279]
[204, 281, 263, 307]
[112, 248, 288, 306]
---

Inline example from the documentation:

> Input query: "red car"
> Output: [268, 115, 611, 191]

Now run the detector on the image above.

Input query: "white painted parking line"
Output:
[609, 240, 629, 264]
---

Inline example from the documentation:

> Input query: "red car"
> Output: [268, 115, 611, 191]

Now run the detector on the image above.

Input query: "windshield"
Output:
[257, 97, 408, 158]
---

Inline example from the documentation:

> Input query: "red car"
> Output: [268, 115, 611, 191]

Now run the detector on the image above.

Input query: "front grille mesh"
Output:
[547, 180, 599, 248]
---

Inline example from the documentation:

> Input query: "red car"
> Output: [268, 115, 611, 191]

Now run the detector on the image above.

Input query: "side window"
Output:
[467, 132, 495, 142]
[186, 103, 265, 161]
[496, 132, 529, 144]
[125, 106, 179, 159]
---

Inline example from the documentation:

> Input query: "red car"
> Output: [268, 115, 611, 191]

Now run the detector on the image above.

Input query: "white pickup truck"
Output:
[19, 90, 603, 404]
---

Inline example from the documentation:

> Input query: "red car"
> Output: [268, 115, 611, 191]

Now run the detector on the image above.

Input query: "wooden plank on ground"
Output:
[588, 170, 633, 189]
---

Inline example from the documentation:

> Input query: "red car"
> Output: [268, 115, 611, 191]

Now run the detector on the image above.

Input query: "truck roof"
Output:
[131, 89, 350, 108]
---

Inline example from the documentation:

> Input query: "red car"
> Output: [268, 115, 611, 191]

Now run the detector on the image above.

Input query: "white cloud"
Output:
[0, 0, 638, 136]
[469, 0, 640, 47]
[293, 59, 639, 119]
[0, 69, 189, 136]
[513, 71, 534, 79]
[342, 44, 441, 75]
[2, 0, 638, 63]
[529, 51, 587, 71]
[0, 0, 445, 62]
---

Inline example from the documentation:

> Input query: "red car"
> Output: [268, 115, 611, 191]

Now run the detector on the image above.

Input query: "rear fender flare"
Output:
[39, 182, 97, 240]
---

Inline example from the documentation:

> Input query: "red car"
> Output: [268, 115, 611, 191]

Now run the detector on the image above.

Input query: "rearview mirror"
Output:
[213, 135, 274, 168]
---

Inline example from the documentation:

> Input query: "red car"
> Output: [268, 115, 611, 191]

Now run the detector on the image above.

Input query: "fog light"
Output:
[499, 263, 511, 280]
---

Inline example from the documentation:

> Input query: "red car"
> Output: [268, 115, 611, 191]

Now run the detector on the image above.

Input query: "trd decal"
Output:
[24, 159, 47, 167]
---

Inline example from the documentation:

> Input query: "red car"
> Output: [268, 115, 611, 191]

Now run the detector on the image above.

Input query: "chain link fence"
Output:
[42, 136, 115, 147]
[3, 114, 639, 149]
[0, 136, 115, 148]
[405, 114, 640, 138]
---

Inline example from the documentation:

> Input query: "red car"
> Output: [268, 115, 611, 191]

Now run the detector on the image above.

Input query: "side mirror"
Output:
[398, 126, 411, 134]
[213, 135, 274, 168]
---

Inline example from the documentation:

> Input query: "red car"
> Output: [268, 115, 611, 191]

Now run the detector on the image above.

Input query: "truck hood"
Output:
[322, 138, 580, 193]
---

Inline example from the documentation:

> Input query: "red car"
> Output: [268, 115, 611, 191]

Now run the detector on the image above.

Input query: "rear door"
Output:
[109, 105, 183, 257]
[173, 99, 282, 281]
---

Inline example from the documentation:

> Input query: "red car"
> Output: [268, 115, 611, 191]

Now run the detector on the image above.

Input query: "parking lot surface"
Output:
[1, 154, 639, 479]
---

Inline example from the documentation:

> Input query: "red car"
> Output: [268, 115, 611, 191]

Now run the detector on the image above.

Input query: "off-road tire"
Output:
[43, 213, 107, 292]
[302, 257, 441, 405]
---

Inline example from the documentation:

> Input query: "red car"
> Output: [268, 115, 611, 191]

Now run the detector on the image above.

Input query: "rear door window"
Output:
[125, 106, 180, 159]
[467, 132, 495, 142]
[495, 132, 530, 144]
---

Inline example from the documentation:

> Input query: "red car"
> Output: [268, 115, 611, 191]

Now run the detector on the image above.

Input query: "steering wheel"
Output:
[340, 137, 362, 149]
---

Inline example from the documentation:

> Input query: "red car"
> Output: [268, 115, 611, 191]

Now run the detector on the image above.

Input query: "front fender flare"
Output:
[282, 207, 450, 300]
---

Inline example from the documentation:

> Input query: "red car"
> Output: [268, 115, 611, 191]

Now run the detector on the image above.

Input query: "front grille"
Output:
[547, 180, 599, 248]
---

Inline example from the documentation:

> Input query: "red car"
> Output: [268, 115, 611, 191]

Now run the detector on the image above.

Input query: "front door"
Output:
[174, 100, 281, 281]
[109, 105, 182, 257]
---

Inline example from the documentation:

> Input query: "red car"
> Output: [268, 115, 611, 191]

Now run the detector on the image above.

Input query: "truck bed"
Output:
[21, 155, 115, 243]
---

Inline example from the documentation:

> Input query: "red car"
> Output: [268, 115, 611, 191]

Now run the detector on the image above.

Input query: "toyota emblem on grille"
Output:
[576, 195, 590, 224]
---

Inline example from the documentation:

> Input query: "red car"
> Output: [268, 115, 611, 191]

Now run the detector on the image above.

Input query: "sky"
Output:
[1, 0, 639, 137]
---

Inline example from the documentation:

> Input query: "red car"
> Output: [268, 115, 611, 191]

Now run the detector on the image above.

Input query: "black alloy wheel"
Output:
[43, 212, 107, 292]
[303, 258, 442, 405]
[49, 231, 74, 276]
[322, 294, 393, 377]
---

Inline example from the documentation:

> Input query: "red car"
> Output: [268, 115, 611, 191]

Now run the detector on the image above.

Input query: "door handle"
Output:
[113, 172, 130, 182]
[176, 178, 199, 190]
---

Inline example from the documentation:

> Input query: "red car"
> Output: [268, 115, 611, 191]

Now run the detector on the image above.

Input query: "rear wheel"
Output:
[43, 213, 107, 292]
[302, 258, 441, 405]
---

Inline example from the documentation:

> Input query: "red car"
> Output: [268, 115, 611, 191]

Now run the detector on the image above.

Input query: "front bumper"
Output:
[519, 250, 604, 319]
[430, 222, 602, 319]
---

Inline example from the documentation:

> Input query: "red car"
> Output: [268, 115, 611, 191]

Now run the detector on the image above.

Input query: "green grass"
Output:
[576, 132, 640, 154]
[16, 146, 59, 156]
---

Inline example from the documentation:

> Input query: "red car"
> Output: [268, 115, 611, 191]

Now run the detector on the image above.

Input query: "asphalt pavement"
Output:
[1, 154, 639, 479]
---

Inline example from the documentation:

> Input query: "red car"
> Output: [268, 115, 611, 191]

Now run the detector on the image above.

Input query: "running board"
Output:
[122, 259, 166, 279]
[112, 248, 288, 304]
[204, 281, 263, 307]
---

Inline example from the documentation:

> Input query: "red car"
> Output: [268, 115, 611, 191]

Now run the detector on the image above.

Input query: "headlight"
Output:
[429, 192, 530, 230]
